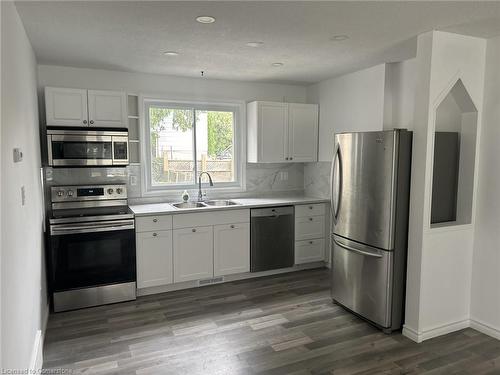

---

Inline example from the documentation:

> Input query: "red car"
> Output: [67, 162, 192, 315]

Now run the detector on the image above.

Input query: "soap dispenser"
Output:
[182, 190, 190, 202]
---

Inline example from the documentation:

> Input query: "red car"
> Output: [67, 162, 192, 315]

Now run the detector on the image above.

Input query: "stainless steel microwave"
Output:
[47, 129, 129, 167]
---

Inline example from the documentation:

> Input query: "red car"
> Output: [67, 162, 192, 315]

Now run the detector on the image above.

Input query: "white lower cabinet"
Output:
[294, 204, 327, 265]
[295, 215, 325, 241]
[214, 222, 250, 276]
[173, 226, 214, 283]
[295, 239, 325, 264]
[136, 230, 173, 288]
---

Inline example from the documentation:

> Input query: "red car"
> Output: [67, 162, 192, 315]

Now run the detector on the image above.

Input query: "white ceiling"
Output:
[15, 1, 500, 85]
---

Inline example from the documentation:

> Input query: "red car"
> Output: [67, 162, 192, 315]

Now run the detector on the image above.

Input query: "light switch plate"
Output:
[21, 186, 26, 206]
[13, 148, 23, 163]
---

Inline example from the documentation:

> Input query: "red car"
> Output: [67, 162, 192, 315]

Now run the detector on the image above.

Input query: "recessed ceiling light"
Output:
[163, 51, 179, 56]
[330, 35, 349, 42]
[246, 41, 264, 48]
[196, 15, 216, 24]
[272, 62, 284, 67]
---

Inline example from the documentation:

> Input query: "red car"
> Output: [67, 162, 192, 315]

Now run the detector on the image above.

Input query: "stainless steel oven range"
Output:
[47, 184, 136, 312]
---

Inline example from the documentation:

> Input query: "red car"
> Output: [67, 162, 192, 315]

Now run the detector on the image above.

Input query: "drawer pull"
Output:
[153, 232, 157, 237]
[192, 228, 197, 233]
[309, 206, 313, 209]
[153, 218, 158, 223]
[309, 241, 313, 244]
[230, 225, 235, 229]
[309, 217, 313, 221]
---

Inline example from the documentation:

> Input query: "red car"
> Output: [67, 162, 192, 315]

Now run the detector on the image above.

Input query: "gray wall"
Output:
[1, 2, 47, 369]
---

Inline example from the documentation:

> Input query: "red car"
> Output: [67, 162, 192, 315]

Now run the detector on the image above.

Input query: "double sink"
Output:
[172, 200, 240, 209]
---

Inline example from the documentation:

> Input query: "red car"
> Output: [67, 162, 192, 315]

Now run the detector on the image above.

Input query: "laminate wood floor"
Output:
[44, 268, 500, 374]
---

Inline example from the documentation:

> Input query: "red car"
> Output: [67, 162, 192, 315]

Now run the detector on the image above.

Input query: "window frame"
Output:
[140, 96, 246, 197]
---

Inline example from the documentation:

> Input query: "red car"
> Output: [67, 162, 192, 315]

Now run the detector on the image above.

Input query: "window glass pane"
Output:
[149, 106, 194, 186]
[195, 110, 235, 183]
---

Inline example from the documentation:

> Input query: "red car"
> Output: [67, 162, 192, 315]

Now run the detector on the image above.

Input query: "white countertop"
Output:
[130, 195, 329, 216]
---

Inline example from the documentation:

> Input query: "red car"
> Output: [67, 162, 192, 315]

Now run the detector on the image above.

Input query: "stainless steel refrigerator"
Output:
[330, 129, 412, 332]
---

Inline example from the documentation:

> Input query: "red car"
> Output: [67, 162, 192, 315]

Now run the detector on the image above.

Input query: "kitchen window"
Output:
[143, 99, 244, 194]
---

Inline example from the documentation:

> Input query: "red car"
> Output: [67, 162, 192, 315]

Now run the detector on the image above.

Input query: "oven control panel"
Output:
[51, 185, 127, 202]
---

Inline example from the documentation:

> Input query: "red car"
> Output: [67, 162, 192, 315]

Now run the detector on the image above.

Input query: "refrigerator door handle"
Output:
[331, 143, 342, 223]
[332, 235, 382, 258]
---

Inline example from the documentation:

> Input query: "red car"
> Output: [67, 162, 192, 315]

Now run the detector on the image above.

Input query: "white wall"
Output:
[383, 59, 416, 130]
[37, 65, 307, 109]
[306, 64, 386, 162]
[470, 35, 500, 339]
[403, 31, 486, 343]
[1, 2, 46, 370]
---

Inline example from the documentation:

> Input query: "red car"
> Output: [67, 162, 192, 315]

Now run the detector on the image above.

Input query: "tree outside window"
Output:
[147, 104, 236, 188]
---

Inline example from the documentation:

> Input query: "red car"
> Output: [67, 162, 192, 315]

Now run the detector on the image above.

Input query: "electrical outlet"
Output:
[130, 175, 138, 186]
[280, 171, 289, 181]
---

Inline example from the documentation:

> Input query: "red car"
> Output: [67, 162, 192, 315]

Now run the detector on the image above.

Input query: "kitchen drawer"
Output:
[136, 215, 173, 233]
[173, 209, 249, 229]
[295, 239, 325, 264]
[295, 203, 326, 218]
[295, 215, 325, 241]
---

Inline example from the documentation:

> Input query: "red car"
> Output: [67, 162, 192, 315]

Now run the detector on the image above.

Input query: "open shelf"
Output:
[127, 94, 140, 164]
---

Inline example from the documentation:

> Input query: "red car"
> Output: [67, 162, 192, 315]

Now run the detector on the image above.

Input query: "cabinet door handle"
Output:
[290, 157, 293, 160]
[309, 217, 313, 221]
[90, 120, 94, 125]
[153, 232, 157, 237]
[309, 206, 313, 210]
[230, 224, 235, 229]
[192, 228, 197, 233]
[152, 218, 158, 223]
[309, 240, 313, 244]
[83, 120, 88, 124]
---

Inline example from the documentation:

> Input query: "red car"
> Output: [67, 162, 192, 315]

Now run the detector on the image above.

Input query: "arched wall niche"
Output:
[430, 78, 478, 227]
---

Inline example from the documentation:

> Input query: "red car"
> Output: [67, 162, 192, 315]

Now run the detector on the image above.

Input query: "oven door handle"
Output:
[50, 220, 135, 236]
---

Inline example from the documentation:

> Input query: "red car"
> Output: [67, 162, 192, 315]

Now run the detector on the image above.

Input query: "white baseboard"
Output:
[403, 319, 470, 343]
[470, 318, 500, 340]
[402, 325, 421, 343]
[29, 330, 43, 371]
[29, 302, 50, 370]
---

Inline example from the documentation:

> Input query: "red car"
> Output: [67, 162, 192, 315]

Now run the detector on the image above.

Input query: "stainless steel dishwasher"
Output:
[250, 206, 294, 272]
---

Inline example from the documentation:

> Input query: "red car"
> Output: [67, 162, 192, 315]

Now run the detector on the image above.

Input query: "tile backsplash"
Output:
[45, 162, 306, 204]
[304, 161, 332, 199]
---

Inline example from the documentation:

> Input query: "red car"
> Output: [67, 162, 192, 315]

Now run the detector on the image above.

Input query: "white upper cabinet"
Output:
[45, 87, 127, 128]
[288, 103, 319, 162]
[45, 87, 88, 127]
[87, 90, 127, 128]
[247, 101, 318, 163]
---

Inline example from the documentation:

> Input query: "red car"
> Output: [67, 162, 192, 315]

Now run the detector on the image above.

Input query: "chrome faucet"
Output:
[198, 172, 214, 201]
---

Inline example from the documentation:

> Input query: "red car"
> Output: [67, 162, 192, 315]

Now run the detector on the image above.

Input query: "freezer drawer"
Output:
[331, 235, 393, 328]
